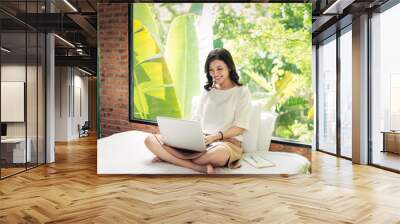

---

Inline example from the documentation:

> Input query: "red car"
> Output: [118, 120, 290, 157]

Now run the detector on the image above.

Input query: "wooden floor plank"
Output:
[0, 135, 400, 223]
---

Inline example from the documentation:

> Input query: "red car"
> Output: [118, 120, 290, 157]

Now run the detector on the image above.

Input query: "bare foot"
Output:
[194, 164, 215, 174]
[206, 164, 215, 174]
[151, 156, 163, 163]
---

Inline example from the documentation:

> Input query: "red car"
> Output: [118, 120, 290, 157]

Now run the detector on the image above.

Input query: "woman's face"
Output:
[209, 59, 230, 86]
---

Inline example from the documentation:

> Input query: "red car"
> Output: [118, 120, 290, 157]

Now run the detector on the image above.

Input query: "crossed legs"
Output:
[144, 135, 230, 174]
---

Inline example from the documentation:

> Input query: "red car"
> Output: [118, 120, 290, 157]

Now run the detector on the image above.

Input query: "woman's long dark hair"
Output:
[204, 48, 242, 91]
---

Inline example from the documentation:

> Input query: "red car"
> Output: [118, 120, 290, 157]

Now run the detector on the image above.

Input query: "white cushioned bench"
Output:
[97, 130, 310, 175]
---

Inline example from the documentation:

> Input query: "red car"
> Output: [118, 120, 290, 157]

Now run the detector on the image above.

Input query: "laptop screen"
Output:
[1, 123, 7, 137]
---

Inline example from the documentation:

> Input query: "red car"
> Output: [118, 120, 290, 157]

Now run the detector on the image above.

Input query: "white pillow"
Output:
[257, 112, 277, 151]
[242, 101, 262, 152]
[190, 96, 200, 120]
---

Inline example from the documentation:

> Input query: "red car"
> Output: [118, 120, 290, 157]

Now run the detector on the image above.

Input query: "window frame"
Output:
[128, 2, 314, 147]
[315, 20, 353, 161]
[368, 0, 400, 173]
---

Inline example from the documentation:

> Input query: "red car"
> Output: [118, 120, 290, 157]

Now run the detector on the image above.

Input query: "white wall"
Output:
[1, 82, 25, 122]
[1, 63, 46, 164]
[1, 64, 26, 81]
[1, 65, 26, 130]
[73, 73, 89, 138]
[1, 65, 38, 138]
[55, 67, 89, 141]
[55, 66, 69, 141]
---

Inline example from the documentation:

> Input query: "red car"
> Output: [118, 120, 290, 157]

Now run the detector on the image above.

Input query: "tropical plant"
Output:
[132, 4, 182, 120]
[132, 3, 201, 120]
[165, 14, 200, 118]
[131, 3, 313, 143]
[212, 3, 313, 142]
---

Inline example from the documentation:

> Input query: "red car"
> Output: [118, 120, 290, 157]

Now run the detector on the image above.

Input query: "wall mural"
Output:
[129, 3, 313, 143]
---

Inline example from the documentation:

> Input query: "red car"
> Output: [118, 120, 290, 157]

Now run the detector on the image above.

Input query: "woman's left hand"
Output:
[204, 134, 220, 145]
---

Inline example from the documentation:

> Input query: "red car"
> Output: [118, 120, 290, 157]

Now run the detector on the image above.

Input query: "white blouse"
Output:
[191, 85, 252, 141]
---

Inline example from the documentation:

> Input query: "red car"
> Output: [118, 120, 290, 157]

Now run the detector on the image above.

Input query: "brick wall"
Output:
[270, 143, 311, 162]
[97, 4, 311, 163]
[98, 3, 158, 137]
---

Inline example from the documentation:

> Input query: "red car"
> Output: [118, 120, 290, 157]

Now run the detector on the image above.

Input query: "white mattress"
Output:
[97, 130, 310, 175]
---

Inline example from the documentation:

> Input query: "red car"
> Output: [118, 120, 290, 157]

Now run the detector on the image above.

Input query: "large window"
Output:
[0, 1, 46, 179]
[130, 3, 313, 143]
[316, 27, 353, 158]
[371, 3, 400, 171]
[339, 27, 352, 158]
[317, 36, 337, 154]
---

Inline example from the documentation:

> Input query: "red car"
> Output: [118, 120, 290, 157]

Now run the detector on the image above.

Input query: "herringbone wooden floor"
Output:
[1, 135, 400, 224]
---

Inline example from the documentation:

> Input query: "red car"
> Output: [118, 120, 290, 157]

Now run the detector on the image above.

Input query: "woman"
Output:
[144, 48, 251, 174]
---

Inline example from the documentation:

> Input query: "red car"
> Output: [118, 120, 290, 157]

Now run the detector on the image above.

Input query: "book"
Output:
[243, 154, 275, 168]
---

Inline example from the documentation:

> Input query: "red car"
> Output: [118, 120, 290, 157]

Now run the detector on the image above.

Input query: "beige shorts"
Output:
[215, 138, 243, 169]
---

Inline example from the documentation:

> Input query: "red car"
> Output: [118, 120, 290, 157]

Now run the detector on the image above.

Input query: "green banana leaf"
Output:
[133, 3, 161, 47]
[132, 6, 182, 120]
[165, 14, 200, 118]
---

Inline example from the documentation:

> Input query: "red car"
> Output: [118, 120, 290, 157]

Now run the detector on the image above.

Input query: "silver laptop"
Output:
[157, 116, 207, 152]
